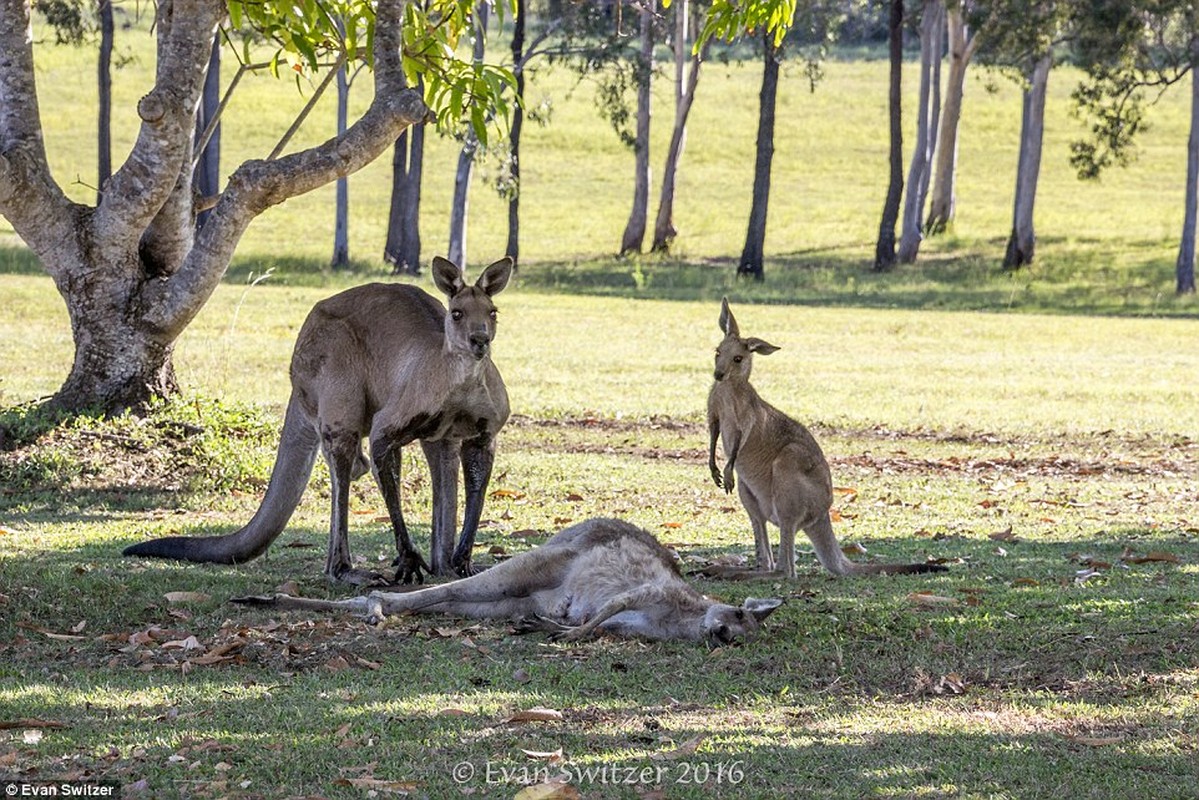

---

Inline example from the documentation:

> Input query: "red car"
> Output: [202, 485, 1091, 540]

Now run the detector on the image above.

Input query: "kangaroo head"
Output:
[702, 597, 783, 646]
[432, 256, 514, 360]
[714, 298, 779, 383]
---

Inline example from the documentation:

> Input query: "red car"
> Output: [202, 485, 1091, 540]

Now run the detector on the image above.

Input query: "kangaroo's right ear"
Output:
[476, 257, 514, 297]
[743, 597, 783, 623]
[719, 297, 739, 337]
[432, 256, 466, 296]
[746, 338, 779, 356]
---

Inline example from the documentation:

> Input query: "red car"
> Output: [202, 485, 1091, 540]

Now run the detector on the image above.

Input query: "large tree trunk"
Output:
[505, 0, 526, 266]
[898, 0, 944, 264]
[98, 0, 114, 193]
[738, 34, 779, 281]
[447, 3, 489, 269]
[651, 0, 702, 253]
[0, 0, 427, 414]
[926, 3, 978, 235]
[875, 0, 905, 272]
[619, 4, 654, 256]
[193, 36, 220, 230]
[1003, 52, 1052, 270]
[1178, 49, 1199, 295]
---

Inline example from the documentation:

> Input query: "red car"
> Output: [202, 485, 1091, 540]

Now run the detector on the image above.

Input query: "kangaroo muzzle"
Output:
[469, 332, 491, 359]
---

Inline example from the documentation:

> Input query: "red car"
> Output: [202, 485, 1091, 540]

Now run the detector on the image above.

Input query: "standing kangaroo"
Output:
[124, 256, 513, 585]
[234, 518, 784, 646]
[707, 298, 945, 578]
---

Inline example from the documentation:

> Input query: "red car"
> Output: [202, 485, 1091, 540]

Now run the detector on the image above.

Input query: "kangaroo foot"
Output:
[513, 614, 572, 637]
[391, 549, 430, 585]
[329, 566, 391, 587]
[695, 564, 787, 581]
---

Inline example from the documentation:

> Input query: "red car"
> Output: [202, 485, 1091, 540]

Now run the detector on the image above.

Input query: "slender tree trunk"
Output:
[1003, 52, 1052, 270]
[651, 0, 702, 253]
[384, 117, 426, 275]
[738, 34, 779, 281]
[619, 4, 654, 255]
[97, 0, 113, 194]
[332, 56, 350, 268]
[1178, 51, 1199, 294]
[193, 37, 220, 230]
[505, 0, 526, 266]
[898, 0, 944, 264]
[875, 0, 905, 272]
[447, 3, 489, 268]
[927, 3, 977, 234]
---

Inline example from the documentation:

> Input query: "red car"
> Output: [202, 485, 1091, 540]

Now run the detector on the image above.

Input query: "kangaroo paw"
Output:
[391, 549, 430, 585]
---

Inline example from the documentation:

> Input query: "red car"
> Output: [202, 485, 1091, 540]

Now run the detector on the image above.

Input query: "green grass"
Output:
[3, 21, 1199, 800]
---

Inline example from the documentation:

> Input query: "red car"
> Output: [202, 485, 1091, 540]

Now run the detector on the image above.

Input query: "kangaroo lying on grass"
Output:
[707, 298, 946, 579]
[125, 257, 513, 585]
[233, 518, 784, 646]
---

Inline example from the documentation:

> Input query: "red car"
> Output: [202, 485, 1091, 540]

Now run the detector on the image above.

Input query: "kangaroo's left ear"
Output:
[745, 338, 780, 355]
[432, 256, 466, 296]
[743, 597, 783, 622]
[477, 257, 514, 297]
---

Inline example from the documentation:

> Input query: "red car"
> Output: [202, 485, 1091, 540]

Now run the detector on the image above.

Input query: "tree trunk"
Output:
[738, 34, 779, 281]
[875, 0, 905, 272]
[0, 0, 428, 414]
[384, 116, 426, 275]
[651, 0, 702, 253]
[505, 0, 526, 266]
[447, 3, 489, 269]
[1178, 51, 1199, 294]
[1003, 52, 1052, 270]
[619, 4, 654, 256]
[193, 37, 220, 231]
[898, 0, 944, 264]
[926, 3, 977, 235]
[332, 54, 350, 268]
[97, 0, 113, 194]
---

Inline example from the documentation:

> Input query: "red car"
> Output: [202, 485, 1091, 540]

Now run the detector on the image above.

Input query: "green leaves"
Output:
[697, 0, 797, 49]
[225, 0, 518, 146]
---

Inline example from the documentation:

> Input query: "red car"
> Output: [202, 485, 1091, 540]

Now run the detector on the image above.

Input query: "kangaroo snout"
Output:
[469, 332, 491, 358]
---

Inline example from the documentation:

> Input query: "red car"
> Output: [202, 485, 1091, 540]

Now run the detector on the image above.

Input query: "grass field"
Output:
[2, 17, 1199, 800]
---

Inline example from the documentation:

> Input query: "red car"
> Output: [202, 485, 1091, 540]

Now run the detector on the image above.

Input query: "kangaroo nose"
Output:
[469, 332, 491, 357]
[714, 369, 725, 381]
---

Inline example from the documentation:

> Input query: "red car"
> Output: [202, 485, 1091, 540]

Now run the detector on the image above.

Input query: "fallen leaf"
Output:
[907, 592, 960, 607]
[1010, 577, 1040, 587]
[512, 668, 532, 684]
[490, 489, 526, 500]
[275, 581, 301, 595]
[334, 777, 420, 794]
[514, 781, 580, 800]
[510, 529, 542, 539]
[324, 655, 351, 672]
[520, 747, 564, 761]
[505, 708, 564, 724]
[438, 708, 470, 717]
[841, 541, 867, 556]
[164, 591, 212, 604]
[988, 527, 1017, 542]
[662, 522, 683, 529]
[70, 620, 86, 634]
[651, 734, 705, 761]
[565, 493, 584, 502]
[161, 636, 205, 651]
[23, 730, 43, 745]
[0, 719, 69, 730]
[1122, 550, 1182, 565]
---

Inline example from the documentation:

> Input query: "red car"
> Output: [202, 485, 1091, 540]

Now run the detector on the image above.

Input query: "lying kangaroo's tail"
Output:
[806, 514, 948, 576]
[123, 397, 319, 565]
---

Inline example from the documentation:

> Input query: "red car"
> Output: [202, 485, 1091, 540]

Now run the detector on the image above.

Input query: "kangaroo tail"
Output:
[805, 514, 948, 576]
[123, 397, 319, 565]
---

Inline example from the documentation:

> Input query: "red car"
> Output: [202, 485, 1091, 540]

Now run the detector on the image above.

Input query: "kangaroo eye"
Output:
[451, 310, 464, 321]
[733, 356, 743, 364]
[489, 310, 498, 320]
[735, 609, 745, 621]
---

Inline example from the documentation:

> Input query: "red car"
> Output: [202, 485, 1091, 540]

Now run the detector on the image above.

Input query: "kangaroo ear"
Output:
[746, 338, 779, 355]
[719, 297, 739, 337]
[432, 257, 466, 296]
[477, 257, 513, 297]
[743, 597, 783, 623]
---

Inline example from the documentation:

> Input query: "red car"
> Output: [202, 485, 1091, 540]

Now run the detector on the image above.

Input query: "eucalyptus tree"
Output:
[0, 0, 509, 414]
[874, 0, 904, 271]
[1068, 0, 1197, 294]
[897, 0, 944, 264]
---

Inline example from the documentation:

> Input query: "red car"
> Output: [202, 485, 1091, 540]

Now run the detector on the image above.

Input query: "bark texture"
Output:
[0, 0, 428, 412]
[447, 3, 489, 269]
[1003, 52, 1052, 270]
[898, 0, 944, 264]
[384, 119, 425, 274]
[1178, 46, 1199, 295]
[651, 0, 702, 253]
[926, 3, 979, 234]
[505, 0, 526, 265]
[875, 0, 905, 271]
[738, 34, 779, 281]
[619, 5, 654, 256]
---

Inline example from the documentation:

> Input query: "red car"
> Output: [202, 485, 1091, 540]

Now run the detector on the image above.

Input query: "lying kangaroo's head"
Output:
[714, 298, 779, 382]
[433, 256, 514, 360]
[702, 597, 783, 646]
